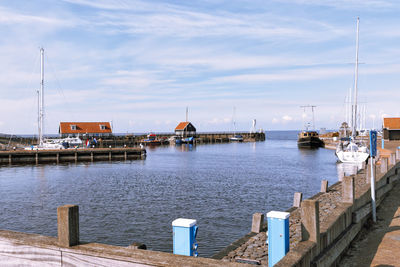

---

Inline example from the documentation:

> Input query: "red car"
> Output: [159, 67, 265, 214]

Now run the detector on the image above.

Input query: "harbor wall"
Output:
[215, 149, 400, 266]
[1, 132, 265, 150]
[276, 159, 399, 267]
[85, 132, 265, 147]
[0, 148, 146, 165]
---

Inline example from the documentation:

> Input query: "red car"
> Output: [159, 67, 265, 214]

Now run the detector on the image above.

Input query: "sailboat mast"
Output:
[233, 107, 236, 134]
[311, 106, 315, 130]
[352, 17, 360, 139]
[39, 48, 44, 146]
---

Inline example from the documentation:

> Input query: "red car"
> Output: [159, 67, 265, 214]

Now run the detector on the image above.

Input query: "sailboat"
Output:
[25, 48, 82, 150]
[335, 18, 369, 163]
[229, 107, 243, 142]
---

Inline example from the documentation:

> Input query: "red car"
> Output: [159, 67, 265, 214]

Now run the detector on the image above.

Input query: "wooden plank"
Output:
[0, 239, 61, 266]
[61, 251, 151, 267]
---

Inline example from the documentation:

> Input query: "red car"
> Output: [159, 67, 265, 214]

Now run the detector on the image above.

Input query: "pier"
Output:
[0, 148, 146, 165]
[0, 132, 265, 150]
[81, 132, 265, 147]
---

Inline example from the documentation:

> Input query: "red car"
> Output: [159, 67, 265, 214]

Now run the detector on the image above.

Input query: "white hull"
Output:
[336, 150, 369, 163]
[25, 142, 64, 150]
[24, 137, 82, 150]
[61, 137, 83, 147]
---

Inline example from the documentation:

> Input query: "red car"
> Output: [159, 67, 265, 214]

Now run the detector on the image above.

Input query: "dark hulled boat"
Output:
[297, 131, 324, 148]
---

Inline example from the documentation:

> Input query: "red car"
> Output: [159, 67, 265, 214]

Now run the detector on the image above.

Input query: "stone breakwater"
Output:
[217, 153, 399, 266]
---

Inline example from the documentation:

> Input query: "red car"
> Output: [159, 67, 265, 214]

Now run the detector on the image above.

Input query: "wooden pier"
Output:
[0, 148, 146, 165]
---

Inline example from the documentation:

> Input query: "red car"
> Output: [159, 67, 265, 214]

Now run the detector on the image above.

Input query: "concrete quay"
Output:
[339, 177, 400, 266]
[214, 142, 400, 266]
[0, 147, 146, 165]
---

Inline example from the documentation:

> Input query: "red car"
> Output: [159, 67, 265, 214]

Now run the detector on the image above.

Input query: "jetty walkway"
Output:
[339, 177, 400, 266]
[0, 147, 146, 165]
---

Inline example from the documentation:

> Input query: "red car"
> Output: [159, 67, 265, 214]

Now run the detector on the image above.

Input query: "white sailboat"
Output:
[336, 17, 369, 163]
[25, 48, 82, 150]
[229, 107, 243, 142]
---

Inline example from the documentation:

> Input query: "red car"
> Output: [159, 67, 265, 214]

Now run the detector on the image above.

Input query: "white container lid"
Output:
[266, 211, 290, 219]
[172, 218, 197, 227]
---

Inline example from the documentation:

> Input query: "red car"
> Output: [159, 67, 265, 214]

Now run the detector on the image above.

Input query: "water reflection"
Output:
[336, 162, 364, 181]
[175, 144, 196, 152]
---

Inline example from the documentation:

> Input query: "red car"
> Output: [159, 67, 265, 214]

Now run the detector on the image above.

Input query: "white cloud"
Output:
[282, 115, 293, 121]
[272, 0, 397, 10]
[1, 0, 400, 133]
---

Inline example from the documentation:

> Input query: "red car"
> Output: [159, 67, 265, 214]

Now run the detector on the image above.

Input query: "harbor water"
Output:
[0, 131, 351, 257]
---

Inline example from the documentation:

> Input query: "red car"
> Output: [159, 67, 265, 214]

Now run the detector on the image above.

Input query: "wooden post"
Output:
[301, 200, 320, 253]
[109, 151, 112, 161]
[293, 192, 303, 208]
[74, 152, 78, 163]
[389, 153, 396, 166]
[56, 153, 59, 164]
[342, 176, 355, 204]
[35, 153, 39, 165]
[57, 205, 79, 247]
[124, 151, 127, 161]
[320, 180, 328, 193]
[251, 213, 264, 233]
[8, 154, 11, 164]
[360, 161, 366, 170]
[380, 157, 388, 173]
[91, 152, 94, 162]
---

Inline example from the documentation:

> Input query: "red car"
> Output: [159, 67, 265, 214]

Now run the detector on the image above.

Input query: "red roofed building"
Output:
[59, 122, 112, 138]
[383, 118, 400, 140]
[175, 122, 196, 137]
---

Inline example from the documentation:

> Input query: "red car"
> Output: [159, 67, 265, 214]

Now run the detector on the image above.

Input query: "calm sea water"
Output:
[0, 131, 351, 257]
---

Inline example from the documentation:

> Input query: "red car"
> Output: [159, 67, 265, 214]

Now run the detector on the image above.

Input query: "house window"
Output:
[70, 125, 77, 130]
[100, 125, 106, 130]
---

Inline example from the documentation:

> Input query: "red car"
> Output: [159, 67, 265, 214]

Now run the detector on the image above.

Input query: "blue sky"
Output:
[0, 0, 399, 134]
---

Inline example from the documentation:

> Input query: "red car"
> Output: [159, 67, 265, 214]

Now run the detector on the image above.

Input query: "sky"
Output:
[0, 0, 399, 135]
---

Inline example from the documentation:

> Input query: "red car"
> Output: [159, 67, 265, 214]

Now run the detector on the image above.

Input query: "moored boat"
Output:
[141, 133, 161, 145]
[336, 139, 369, 163]
[297, 131, 324, 148]
[229, 134, 243, 142]
[298, 105, 324, 148]
[335, 18, 369, 164]
[229, 107, 243, 142]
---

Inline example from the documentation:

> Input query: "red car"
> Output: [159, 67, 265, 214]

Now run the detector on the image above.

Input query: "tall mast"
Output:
[352, 17, 360, 139]
[300, 105, 316, 131]
[233, 106, 236, 134]
[186, 107, 188, 122]
[39, 48, 44, 146]
[347, 87, 352, 125]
